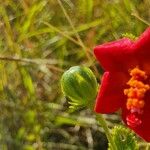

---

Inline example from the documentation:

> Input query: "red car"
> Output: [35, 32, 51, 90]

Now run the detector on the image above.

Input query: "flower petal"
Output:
[95, 71, 127, 113]
[134, 27, 150, 55]
[94, 38, 135, 72]
[133, 28, 150, 71]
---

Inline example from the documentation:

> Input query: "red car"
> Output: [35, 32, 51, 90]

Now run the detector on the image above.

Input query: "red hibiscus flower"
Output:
[94, 27, 150, 141]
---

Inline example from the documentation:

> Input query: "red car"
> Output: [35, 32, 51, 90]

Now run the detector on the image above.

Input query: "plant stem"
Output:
[146, 143, 150, 150]
[97, 114, 117, 150]
[0, 56, 64, 72]
[131, 13, 150, 26]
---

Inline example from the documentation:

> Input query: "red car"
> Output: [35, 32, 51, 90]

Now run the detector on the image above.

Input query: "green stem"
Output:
[97, 114, 117, 150]
[146, 143, 150, 150]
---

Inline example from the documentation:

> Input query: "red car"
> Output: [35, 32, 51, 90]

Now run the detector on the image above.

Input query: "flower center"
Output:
[124, 67, 150, 127]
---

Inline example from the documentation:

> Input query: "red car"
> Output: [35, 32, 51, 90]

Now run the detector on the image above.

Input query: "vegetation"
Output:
[0, 0, 150, 149]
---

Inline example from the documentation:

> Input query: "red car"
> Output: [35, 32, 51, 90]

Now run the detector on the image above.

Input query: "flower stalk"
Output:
[96, 114, 117, 150]
[146, 143, 150, 150]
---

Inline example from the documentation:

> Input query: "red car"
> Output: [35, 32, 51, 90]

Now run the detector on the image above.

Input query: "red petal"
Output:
[94, 71, 126, 113]
[133, 28, 150, 72]
[122, 93, 150, 141]
[94, 38, 135, 72]
[134, 27, 150, 55]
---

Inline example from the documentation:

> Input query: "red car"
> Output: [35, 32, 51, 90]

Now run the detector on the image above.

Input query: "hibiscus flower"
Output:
[94, 27, 150, 141]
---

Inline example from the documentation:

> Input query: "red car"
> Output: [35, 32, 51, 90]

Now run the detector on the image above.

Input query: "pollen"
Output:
[124, 67, 150, 127]
[130, 67, 148, 80]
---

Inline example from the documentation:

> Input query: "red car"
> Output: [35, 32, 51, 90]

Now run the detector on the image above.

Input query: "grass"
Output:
[0, 0, 150, 149]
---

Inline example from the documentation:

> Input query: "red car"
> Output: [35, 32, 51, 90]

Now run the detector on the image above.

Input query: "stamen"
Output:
[130, 67, 147, 80]
[124, 67, 150, 127]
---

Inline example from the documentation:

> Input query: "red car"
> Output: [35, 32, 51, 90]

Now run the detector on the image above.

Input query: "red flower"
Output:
[94, 27, 150, 141]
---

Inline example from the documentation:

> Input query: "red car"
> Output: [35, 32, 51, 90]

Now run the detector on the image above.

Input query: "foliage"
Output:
[108, 126, 139, 150]
[0, 0, 150, 149]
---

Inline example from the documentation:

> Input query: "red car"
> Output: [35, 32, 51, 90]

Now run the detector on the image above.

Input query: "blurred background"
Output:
[0, 0, 149, 149]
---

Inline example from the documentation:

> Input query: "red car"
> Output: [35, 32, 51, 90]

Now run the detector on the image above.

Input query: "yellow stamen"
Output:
[130, 67, 148, 80]
[124, 67, 150, 127]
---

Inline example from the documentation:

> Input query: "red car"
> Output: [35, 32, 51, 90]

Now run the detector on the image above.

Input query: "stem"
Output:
[131, 13, 150, 26]
[146, 143, 150, 150]
[0, 56, 64, 72]
[97, 114, 117, 150]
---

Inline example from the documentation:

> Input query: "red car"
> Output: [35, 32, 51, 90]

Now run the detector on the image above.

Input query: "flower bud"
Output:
[61, 66, 98, 108]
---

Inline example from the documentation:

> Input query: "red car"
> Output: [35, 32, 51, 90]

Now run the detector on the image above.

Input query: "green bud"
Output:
[61, 66, 98, 109]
